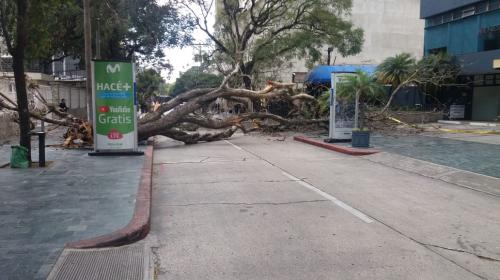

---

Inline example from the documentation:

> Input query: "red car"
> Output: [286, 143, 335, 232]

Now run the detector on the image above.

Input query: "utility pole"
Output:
[84, 0, 93, 122]
[190, 43, 208, 87]
[95, 15, 101, 59]
[327, 47, 334, 65]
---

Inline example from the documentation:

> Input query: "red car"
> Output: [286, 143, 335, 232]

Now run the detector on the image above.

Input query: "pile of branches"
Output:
[364, 110, 425, 136]
[63, 121, 93, 148]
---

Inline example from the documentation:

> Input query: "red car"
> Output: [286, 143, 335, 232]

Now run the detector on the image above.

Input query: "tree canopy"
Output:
[183, 0, 363, 88]
[337, 71, 384, 128]
[377, 53, 461, 112]
[136, 68, 166, 107]
[1, 0, 196, 68]
[91, 0, 195, 67]
[171, 66, 224, 97]
[0, 0, 80, 61]
[376, 53, 415, 88]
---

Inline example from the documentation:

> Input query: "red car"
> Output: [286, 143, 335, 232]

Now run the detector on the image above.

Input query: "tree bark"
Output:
[12, 0, 31, 161]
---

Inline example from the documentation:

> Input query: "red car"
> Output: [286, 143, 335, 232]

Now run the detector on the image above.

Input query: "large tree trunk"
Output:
[12, 0, 31, 161]
[240, 62, 254, 90]
[240, 62, 260, 112]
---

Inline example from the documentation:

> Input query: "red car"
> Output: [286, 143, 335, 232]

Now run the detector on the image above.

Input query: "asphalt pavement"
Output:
[148, 134, 500, 280]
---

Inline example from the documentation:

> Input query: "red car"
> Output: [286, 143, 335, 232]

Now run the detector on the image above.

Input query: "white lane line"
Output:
[225, 140, 243, 150]
[282, 171, 374, 224]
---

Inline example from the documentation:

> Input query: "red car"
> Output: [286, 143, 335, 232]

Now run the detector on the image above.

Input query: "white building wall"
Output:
[284, 0, 425, 80]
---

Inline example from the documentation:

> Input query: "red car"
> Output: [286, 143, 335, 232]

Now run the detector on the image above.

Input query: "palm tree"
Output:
[376, 53, 416, 112]
[337, 70, 384, 129]
[376, 53, 415, 87]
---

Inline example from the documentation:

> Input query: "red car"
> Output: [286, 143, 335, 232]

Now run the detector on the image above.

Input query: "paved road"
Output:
[149, 134, 500, 280]
[0, 143, 144, 280]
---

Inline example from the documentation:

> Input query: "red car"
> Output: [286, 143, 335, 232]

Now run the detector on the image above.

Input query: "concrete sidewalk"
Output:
[148, 134, 500, 280]
[0, 131, 145, 280]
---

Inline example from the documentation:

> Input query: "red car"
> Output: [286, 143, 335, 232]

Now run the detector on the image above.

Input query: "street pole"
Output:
[84, 0, 93, 123]
[96, 16, 101, 59]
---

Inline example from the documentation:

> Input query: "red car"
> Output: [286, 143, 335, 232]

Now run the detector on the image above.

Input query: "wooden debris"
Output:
[63, 121, 94, 148]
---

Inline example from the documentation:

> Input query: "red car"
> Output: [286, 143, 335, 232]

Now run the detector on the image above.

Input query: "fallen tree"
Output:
[0, 74, 326, 147]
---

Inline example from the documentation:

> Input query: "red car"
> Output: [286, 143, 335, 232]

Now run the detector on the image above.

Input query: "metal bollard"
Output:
[30, 132, 46, 167]
[37, 132, 46, 167]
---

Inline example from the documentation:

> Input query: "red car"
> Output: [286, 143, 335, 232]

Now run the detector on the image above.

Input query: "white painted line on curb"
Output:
[282, 171, 374, 224]
[225, 140, 243, 150]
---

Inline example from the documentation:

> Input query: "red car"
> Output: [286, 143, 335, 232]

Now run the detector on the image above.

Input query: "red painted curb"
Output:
[66, 145, 154, 249]
[294, 135, 380, 156]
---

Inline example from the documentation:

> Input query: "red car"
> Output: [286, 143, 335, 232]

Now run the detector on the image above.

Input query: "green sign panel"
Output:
[92, 60, 138, 152]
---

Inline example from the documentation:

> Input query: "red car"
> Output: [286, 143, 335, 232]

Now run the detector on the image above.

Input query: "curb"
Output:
[66, 145, 154, 249]
[294, 135, 380, 156]
[438, 120, 499, 127]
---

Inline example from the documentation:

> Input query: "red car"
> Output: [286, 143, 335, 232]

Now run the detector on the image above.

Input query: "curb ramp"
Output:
[46, 243, 152, 280]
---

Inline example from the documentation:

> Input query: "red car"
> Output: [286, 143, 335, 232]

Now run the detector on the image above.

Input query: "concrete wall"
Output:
[50, 82, 87, 119]
[281, 0, 425, 82]
[0, 113, 18, 142]
[0, 78, 88, 142]
[0, 77, 18, 141]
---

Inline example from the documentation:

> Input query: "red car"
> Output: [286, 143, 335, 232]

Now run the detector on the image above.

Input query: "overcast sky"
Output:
[159, 1, 215, 83]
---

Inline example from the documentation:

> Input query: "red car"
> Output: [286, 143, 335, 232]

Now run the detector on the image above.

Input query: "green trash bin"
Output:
[10, 145, 29, 168]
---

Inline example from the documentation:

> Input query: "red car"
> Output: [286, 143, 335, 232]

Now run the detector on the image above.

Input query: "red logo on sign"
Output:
[107, 129, 123, 140]
[99, 106, 110, 113]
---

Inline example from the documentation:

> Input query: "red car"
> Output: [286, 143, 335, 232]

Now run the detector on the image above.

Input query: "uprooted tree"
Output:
[1, 74, 322, 145]
[0, 0, 365, 148]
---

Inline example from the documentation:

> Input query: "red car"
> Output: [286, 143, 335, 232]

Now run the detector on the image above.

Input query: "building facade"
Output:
[422, 0, 500, 121]
[288, 0, 424, 79]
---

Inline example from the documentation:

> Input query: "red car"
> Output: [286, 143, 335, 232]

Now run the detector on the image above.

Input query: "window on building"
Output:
[9, 82, 15, 93]
[477, 2, 488, 13]
[443, 13, 453, 23]
[482, 31, 500, 51]
[474, 75, 484, 86]
[430, 15, 443, 26]
[485, 74, 495, 85]
[462, 7, 476, 17]
[491, 0, 500, 10]
[429, 47, 447, 55]
[452, 10, 463, 20]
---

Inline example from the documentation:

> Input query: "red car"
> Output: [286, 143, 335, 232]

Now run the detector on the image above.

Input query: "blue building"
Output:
[422, 0, 500, 121]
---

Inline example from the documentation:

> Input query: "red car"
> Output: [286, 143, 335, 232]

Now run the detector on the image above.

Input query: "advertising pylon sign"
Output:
[91, 60, 140, 154]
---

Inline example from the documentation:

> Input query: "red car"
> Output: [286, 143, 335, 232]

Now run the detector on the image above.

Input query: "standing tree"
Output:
[171, 66, 224, 97]
[378, 53, 461, 113]
[92, 0, 195, 67]
[337, 71, 384, 129]
[376, 53, 415, 89]
[0, 0, 80, 159]
[182, 0, 363, 89]
[0, 0, 196, 157]
[136, 69, 166, 109]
